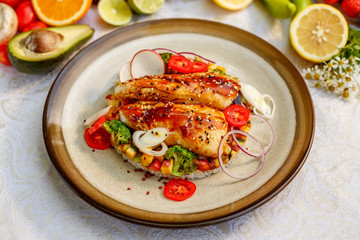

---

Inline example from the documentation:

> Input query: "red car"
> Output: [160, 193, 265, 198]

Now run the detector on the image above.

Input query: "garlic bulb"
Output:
[0, 3, 18, 45]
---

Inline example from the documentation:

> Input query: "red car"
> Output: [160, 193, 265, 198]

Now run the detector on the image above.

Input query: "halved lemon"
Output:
[98, 0, 132, 26]
[32, 0, 93, 26]
[213, 0, 253, 11]
[290, 4, 348, 63]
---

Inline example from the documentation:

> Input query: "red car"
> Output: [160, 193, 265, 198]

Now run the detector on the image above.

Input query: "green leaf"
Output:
[333, 27, 360, 63]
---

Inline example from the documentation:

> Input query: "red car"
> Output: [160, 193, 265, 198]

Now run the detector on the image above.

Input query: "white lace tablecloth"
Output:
[1, 1, 359, 239]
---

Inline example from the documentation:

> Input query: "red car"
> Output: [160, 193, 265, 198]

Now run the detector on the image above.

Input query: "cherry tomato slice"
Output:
[224, 104, 250, 127]
[88, 116, 107, 135]
[168, 55, 193, 73]
[191, 61, 208, 73]
[84, 127, 111, 150]
[16, 1, 36, 31]
[0, 42, 11, 66]
[164, 179, 196, 201]
[22, 21, 47, 32]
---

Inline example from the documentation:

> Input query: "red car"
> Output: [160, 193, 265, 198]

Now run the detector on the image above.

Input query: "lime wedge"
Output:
[98, 0, 133, 26]
[127, 0, 164, 15]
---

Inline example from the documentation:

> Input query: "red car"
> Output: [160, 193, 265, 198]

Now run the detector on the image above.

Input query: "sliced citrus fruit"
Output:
[290, 4, 348, 63]
[31, 0, 92, 26]
[127, 0, 164, 15]
[213, 0, 253, 11]
[98, 0, 132, 26]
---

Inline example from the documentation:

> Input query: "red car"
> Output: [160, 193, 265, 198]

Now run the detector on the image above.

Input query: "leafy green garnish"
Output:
[333, 27, 360, 63]
[159, 52, 173, 65]
[213, 68, 226, 75]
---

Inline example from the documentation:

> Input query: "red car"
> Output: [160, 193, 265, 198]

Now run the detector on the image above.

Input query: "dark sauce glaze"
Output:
[139, 73, 240, 97]
[119, 101, 226, 135]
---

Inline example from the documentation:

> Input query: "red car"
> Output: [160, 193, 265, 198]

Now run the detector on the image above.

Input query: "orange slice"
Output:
[289, 4, 348, 63]
[31, 0, 93, 26]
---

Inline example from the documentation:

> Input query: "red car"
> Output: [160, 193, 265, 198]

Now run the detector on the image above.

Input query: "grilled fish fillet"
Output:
[118, 101, 228, 158]
[115, 72, 240, 110]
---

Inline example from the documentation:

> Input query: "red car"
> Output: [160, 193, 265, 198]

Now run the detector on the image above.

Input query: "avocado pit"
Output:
[7, 24, 94, 74]
[24, 29, 64, 53]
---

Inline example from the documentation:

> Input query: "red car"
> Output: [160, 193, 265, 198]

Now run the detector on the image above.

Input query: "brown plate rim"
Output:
[43, 18, 315, 228]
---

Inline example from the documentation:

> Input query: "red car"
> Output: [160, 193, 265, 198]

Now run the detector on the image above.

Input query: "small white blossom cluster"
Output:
[302, 56, 360, 99]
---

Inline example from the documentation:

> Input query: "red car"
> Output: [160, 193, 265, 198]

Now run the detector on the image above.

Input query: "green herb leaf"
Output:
[333, 27, 360, 63]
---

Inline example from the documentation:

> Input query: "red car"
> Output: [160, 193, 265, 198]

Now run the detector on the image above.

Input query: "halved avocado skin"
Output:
[8, 25, 94, 74]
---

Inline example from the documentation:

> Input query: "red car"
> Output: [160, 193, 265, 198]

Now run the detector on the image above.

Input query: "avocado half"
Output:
[8, 24, 94, 74]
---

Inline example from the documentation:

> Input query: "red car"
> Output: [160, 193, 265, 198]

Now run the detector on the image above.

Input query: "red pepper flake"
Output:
[92, 149, 95, 152]
[83, 119, 86, 122]
[159, 186, 163, 189]
[124, 160, 128, 162]
[163, 181, 168, 185]
[127, 170, 130, 173]
[142, 177, 146, 181]
[146, 191, 150, 195]
[127, 188, 131, 190]
[158, 178, 161, 182]
[145, 172, 153, 178]
[135, 169, 144, 172]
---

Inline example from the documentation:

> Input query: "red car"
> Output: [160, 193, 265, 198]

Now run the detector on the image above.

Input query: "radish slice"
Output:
[118, 61, 131, 83]
[177, 52, 215, 64]
[218, 130, 265, 180]
[152, 48, 180, 55]
[231, 114, 274, 157]
[84, 105, 112, 126]
[130, 49, 165, 79]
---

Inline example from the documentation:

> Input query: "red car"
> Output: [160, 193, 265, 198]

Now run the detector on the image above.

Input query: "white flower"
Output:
[327, 58, 338, 70]
[302, 56, 360, 99]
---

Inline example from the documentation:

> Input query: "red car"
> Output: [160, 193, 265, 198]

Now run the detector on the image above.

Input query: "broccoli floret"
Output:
[103, 120, 131, 145]
[159, 52, 173, 65]
[165, 145, 198, 177]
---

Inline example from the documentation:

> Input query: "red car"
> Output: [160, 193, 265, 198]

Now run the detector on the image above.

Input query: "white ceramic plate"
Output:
[43, 19, 314, 227]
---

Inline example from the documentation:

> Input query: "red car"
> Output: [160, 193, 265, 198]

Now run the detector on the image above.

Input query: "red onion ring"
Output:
[177, 52, 216, 64]
[234, 94, 245, 107]
[218, 130, 265, 180]
[231, 114, 274, 158]
[152, 48, 180, 55]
